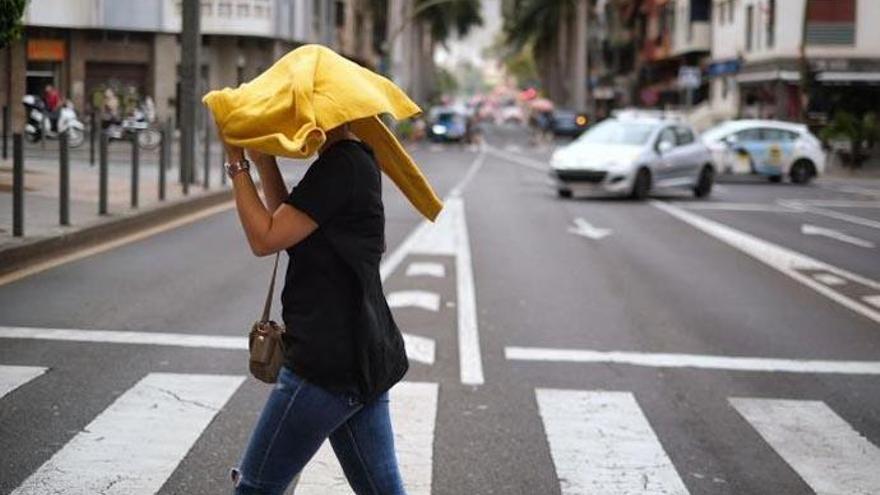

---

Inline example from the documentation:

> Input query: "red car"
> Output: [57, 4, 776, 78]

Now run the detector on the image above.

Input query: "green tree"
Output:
[0, 0, 28, 48]
[820, 111, 879, 169]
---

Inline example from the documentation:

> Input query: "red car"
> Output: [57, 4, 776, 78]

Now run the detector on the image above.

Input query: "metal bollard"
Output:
[59, 131, 70, 225]
[158, 122, 167, 201]
[99, 131, 109, 215]
[220, 149, 227, 186]
[12, 134, 23, 237]
[2, 105, 8, 160]
[203, 124, 210, 190]
[131, 133, 139, 208]
[89, 112, 96, 166]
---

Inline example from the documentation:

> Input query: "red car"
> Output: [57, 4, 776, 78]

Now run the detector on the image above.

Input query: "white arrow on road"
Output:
[568, 217, 613, 240]
[801, 224, 875, 248]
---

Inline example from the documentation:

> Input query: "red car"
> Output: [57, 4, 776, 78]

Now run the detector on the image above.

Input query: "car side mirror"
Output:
[723, 135, 738, 147]
[657, 141, 673, 154]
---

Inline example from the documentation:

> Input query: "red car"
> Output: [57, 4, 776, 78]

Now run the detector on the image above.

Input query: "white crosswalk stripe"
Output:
[536, 389, 689, 494]
[0, 365, 47, 400]
[387, 290, 442, 312]
[296, 382, 439, 495]
[731, 397, 880, 495]
[5, 366, 879, 494]
[406, 262, 446, 278]
[11, 372, 245, 495]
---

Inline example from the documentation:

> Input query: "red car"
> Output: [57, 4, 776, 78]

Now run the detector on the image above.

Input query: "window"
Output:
[736, 129, 762, 141]
[745, 5, 754, 51]
[675, 127, 696, 145]
[767, 0, 775, 47]
[237, 2, 250, 17]
[762, 129, 799, 141]
[805, 0, 855, 45]
[217, 2, 231, 17]
[657, 128, 677, 149]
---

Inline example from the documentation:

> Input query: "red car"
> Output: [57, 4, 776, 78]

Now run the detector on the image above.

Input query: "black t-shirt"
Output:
[282, 139, 408, 402]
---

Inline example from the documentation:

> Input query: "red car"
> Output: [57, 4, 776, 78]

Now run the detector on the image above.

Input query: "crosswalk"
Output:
[2, 365, 879, 494]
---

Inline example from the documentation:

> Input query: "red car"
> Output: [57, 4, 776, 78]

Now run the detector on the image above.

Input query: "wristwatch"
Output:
[225, 158, 251, 179]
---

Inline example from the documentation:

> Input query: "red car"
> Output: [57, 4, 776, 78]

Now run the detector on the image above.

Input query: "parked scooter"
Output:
[23, 95, 86, 147]
[104, 107, 161, 150]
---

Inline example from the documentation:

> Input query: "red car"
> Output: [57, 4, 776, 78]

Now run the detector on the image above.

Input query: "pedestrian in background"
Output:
[203, 44, 443, 495]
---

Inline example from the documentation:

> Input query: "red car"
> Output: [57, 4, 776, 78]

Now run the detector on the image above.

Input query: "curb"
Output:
[0, 188, 233, 277]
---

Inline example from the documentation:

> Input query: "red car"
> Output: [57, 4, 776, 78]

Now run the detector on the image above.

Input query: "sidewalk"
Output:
[0, 137, 231, 274]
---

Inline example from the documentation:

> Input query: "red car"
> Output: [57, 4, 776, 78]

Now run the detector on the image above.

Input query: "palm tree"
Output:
[503, 0, 589, 109]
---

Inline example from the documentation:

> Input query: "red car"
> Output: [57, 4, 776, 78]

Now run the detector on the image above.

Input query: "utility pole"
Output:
[180, 0, 201, 193]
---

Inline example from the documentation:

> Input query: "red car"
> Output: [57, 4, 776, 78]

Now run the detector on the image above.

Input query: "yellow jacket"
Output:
[202, 44, 442, 221]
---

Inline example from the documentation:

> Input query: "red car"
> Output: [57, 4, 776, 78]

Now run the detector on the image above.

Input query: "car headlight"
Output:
[432, 124, 447, 135]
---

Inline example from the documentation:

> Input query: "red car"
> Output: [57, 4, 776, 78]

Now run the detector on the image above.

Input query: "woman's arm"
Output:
[225, 144, 317, 257]
[247, 150, 288, 211]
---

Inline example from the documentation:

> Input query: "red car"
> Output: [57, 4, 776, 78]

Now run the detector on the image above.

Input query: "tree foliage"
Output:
[416, 0, 483, 45]
[0, 0, 28, 49]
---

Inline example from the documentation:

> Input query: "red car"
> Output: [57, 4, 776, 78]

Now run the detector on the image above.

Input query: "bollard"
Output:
[99, 131, 109, 215]
[158, 122, 167, 201]
[12, 134, 23, 237]
[2, 105, 8, 160]
[89, 111, 96, 166]
[220, 149, 227, 186]
[59, 131, 70, 225]
[203, 124, 210, 189]
[131, 132, 139, 208]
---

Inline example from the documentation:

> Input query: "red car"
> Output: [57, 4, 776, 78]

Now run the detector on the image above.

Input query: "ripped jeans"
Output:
[231, 366, 406, 494]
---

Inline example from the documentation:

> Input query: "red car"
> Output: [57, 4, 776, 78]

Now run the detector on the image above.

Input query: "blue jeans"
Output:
[232, 367, 406, 494]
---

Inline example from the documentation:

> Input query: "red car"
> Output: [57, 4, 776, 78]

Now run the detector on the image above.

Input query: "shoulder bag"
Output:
[248, 253, 286, 383]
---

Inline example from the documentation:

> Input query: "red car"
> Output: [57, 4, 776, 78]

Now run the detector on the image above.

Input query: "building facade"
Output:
[1, 0, 384, 130]
[709, 0, 880, 122]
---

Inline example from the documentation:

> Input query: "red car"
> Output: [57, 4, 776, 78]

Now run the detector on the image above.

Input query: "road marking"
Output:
[730, 398, 880, 495]
[792, 199, 880, 208]
[380, 152, 485, 385]
[801, 224, 876, 248]
[567, 217, 612, 240]
[678, 202, 796, 212]
[0, 326, 435, 365]
[863, 295, 880, 309]
[812, 273, 846, 286]
[780, 200, 880, 231]
[388, 290, 441, 312]
[652, 200, 880, 325]
[536, 389, 689, 495]
[505, 346, 880, 374]
[0, 201, 235, 287]
[11, 372, 244, 495]
[297, 382, 439, 495]
[0, 365, 47, 400]
[406, 262, 446, 278]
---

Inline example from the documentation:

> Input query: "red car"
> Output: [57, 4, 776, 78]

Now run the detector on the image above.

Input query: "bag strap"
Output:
[260, 253, 280, 322]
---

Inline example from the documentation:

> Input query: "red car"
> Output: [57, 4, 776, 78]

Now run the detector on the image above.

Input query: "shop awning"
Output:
[736, 70, 800, 84]
[815, 71, 880, 83]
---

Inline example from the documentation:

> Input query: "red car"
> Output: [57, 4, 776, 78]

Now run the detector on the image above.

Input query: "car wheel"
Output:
[790, 160, 814, 185]
[630, 168, 651, 200]
[768, 175, 782, 183]
[557, 188, 573, 199]
[693, 166, 714, 198]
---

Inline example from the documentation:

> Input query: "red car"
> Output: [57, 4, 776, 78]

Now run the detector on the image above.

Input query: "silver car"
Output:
[550, 116, 716, 199]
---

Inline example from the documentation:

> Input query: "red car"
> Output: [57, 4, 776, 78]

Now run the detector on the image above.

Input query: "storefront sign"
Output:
[27, 39, 66, 62]
[708, 59, 741, 77]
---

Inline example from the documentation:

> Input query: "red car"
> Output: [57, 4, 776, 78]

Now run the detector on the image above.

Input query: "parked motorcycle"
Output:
[104, 107, 162, 150]
[23, 95, 86, 147]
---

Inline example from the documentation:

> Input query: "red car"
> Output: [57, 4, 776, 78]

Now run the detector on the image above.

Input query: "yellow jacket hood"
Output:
[202, 44, 443, 221]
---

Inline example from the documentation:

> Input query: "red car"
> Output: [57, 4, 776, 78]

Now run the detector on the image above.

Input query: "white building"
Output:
[8, 0, 336, 122]
[708, 0, 880, 122]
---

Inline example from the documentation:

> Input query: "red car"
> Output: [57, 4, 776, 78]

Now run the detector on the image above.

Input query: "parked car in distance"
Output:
[550, 109, 589, 137]
[702, 120, 825, 184]
[428, 107, 468, 142]
[550, 115, 716, 199]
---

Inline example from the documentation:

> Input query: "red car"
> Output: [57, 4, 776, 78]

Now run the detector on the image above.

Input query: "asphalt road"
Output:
[1, 124, 879, 494]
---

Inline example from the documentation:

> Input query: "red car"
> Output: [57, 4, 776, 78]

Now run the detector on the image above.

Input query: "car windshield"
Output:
[576, 120, 656, 145]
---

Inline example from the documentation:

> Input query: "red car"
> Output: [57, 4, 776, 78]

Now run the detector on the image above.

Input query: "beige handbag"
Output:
[248, 253, 286, 383]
